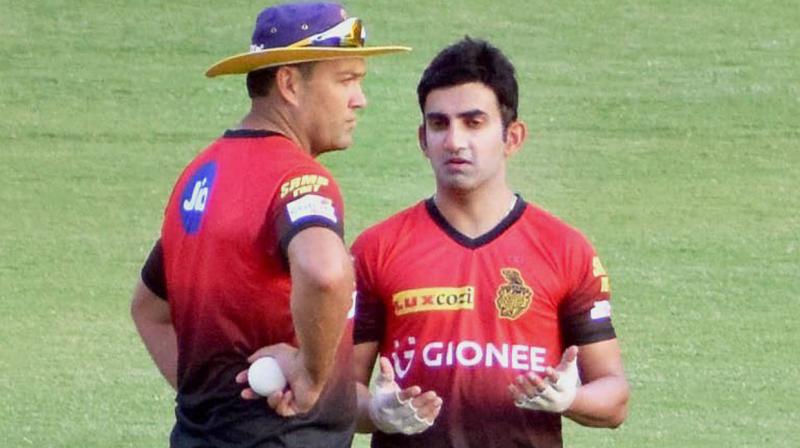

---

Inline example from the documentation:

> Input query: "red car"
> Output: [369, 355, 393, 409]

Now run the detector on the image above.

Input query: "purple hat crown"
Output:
[250, 2, 357, 52]
[204, 1, 408, 77]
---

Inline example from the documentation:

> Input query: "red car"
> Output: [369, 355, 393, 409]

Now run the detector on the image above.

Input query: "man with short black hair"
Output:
[130, 3, 409, 447]
[353, 37, 630, 447]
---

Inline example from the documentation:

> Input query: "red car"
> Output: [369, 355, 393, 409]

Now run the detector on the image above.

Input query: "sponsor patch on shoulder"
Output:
[179, 161, 217, 234]
[286, 194, 337, 224]
[280, 174, 330, 198]
[590, 300, 612, 320]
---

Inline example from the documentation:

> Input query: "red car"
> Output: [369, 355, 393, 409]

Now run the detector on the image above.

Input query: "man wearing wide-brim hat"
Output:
[130, 3, 420, 447]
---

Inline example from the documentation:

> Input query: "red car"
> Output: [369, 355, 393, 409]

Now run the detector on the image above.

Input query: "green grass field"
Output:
[2, 1, 798, 446]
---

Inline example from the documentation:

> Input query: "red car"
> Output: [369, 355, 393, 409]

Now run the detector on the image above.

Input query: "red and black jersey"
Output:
[141, 129, 356, 448]
[352, 196, 615, 448]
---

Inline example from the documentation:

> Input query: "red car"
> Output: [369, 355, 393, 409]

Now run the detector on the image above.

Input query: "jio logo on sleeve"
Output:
[179, 161, 217, 234]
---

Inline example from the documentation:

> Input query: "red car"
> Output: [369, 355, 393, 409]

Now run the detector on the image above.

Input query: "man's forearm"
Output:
[355, 382, 379, 433]
[290, 275, 352, 386]
[131, 282, 178, 390]
[137, 321, 179, 389]
[563, 374, 629, 428]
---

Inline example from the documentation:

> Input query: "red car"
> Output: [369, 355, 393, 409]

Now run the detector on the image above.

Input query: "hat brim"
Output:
[205, 46, 411, 77]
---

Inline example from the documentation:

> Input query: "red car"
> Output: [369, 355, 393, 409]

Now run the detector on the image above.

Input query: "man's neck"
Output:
[237, 100, 312, 156]
[433, 185, 517, 239]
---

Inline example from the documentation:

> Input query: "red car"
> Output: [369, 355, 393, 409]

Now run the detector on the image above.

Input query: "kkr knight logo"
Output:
[495, 268, 533, 320]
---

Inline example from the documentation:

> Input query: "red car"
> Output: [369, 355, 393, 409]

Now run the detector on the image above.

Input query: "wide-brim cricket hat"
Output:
[206, 2, 411, 77]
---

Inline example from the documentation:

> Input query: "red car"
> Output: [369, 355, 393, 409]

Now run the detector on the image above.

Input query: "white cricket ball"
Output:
[247, 356, 287, 396]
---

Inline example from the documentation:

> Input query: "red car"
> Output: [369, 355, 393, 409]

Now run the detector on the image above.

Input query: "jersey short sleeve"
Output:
[268, 165, 345, 258]
[559, 235, 616, 347]
[141, 239, 168, 301]
[351, 231, 385, 345]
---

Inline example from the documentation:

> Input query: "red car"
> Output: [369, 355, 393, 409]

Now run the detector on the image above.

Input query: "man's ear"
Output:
[503, 120, 528, 158]
[274, 66, 304, 107]
[418, 124, 430, 158]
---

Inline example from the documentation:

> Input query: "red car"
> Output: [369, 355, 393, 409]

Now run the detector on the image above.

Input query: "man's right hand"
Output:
[368, 357, 442, 434]
[235, 343, 324, 416]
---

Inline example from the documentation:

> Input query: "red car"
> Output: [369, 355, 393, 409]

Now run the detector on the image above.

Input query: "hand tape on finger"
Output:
[537, 384, 561, 402]
[515, 393, 549, 410]
[515, 383, 572, 413]
[553, 359, 579, 391]
[515, 360, 578, 413]
[369, 387, 432, 435]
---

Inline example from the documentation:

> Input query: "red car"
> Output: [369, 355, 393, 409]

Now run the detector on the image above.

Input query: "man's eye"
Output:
[428, 120, 447, 130]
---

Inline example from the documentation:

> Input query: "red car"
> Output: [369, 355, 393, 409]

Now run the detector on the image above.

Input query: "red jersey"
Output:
[142, 130, 356, 448]
[352, 197, 615, 448]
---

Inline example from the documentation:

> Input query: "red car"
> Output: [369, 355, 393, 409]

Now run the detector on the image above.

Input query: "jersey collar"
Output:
[223, 129, 286, 139]
[424, 194, 527, 249]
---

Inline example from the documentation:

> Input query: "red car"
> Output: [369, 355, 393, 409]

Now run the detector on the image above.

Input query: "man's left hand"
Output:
[509, 345, 579, 413]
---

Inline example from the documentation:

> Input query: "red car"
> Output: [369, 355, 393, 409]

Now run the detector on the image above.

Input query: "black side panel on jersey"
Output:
[141, 239, 168, 301]
[561, 312, 616, 347]
[353, 293, 385, 345]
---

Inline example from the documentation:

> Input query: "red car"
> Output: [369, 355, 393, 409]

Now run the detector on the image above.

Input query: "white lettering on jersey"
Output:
[422, 342, 444, 366]
[457, 341, 482, 367]
[486, 343, 508, 367]
[511, 345, 528, 370]
[390, 338, 548, 379]
[182, 178, 210, 212]
[391, 337, 416, 379]
[590, 300, 612, 320]
[286, 194, 337, 224]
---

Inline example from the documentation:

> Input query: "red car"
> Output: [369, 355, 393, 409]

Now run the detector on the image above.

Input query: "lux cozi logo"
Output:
[392, 286, 475, 316]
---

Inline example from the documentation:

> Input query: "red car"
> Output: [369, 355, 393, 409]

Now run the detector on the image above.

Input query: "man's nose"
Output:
[350, 84, 367, 109]
[443, 125, 465, 152]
